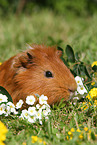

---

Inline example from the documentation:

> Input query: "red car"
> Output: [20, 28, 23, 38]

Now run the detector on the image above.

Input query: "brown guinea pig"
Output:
[0, 44, 77, 108]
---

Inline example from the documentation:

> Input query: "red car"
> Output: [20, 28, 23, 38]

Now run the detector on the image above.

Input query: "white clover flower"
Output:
[36, 110, 42, 120]
[36, 104, 40, 109]
[26, 95, 35, 105]
[73, 97, 80, 100]
[28, 116, 36, 123]
[21, 109, 29, 119]
[77, 85, 87, 95]
[16, 99, 24, 109]
[5, 105, 11, 116]
[45, 116, 49, 120]
[0, 94, 8, 103]
[7, 102, 15, 108]
[39, 95, 48, 105]
[74, 91, 78, 96]
[45, 104, 50, 109]
[28, 107, 36, 116]
[7, 102, 18, 114]
[75, 76, 84, 86]
[43, 110, 49, 116]
[40, 104, 47, 110]
[39, 120, 42, 125]
[0, 104, 6, 115]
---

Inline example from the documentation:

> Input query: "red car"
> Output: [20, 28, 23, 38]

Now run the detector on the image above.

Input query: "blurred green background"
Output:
[0, 0, 97, 63]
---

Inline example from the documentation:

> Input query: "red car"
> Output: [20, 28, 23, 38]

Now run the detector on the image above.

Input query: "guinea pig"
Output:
[0, 44, 77, 108]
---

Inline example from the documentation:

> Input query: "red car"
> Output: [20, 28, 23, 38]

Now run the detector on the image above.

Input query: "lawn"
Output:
[0, 9, 97, 63]
[0, 9, 97, 145]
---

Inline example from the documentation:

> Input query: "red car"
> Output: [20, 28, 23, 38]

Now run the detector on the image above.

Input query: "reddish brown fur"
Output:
[0, 44, 77, 108]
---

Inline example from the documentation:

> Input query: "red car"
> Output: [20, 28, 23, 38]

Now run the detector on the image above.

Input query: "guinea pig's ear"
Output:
[26, 44, 34, 50]
[13, 51, 34, 72]
[56, 46, 63, 57]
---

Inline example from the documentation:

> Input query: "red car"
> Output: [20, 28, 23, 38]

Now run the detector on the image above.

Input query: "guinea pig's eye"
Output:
[45, 71, 53, 78]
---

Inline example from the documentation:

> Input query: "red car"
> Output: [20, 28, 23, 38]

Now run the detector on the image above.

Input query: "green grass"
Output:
[0, 9, 97, 145]
[0, 9, 97, 63]
[1, 101, 97, 145]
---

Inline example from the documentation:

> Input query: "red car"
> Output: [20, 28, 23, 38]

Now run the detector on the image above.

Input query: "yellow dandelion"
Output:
[94, 100, 97, 106]
[38, 138, 43, 143]
[71, 128, 75, 132]
[68, 131, 73, 140]
[91, 61, 97, 67]
[31, 136, 38, 143]
[76, 128, 81, 132]
[0, 121, 8, 145]
[70, 136, 73, 140]
[95, 134, 97, 137]
[0, 141, 5, 145]
[87, 130, 91, 140]
[31, 136, 46, 144]
[86, 88, 97, 101]
[43, 141, 46, 145]
[88, 130, 91, 134]
[84, 127, 88, 132]
[22, 142, 26, 145]
[68, 131, 72, 135]
[91, 82, 95, 86]
[81, 102, 89, 110]
[79, 134, 83, 139]
[66, 136, 69, 140]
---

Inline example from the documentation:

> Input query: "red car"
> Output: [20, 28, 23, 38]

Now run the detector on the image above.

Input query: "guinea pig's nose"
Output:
[68, 84, 77, 93]
[68, 88, 75, 93]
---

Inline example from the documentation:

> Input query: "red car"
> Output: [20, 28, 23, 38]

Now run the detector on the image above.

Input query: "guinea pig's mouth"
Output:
[68, 90, 75, 100]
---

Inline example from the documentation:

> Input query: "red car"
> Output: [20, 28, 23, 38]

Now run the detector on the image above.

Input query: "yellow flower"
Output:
[91, 82, 95, 86]
[81, 102, 89, 110]
[0, 121, 8, 145]
[79, 134, 83, 139]
[88, 130, 91, 134]
[68, 131, 73, 140]
[94, 100, 97, 106]
[68, 131, 72, 135]
[66, 136, 69, 140]
[76, 128, 81, 132]
[95, 134, 97, 137]
[91, 61, 97, 67]
[71, 128, 75, 132]
[0, 135, 6, 141]
[86, 88, 97, 101]
[0, 141, 5, 145]
[70, 136, 73, 140]
[38, 138, 42, 143]
[84, 127, 88, 132]
[0, 62, 2, 65]
[31, 136, 46, 144]
[31, 136, 38, 143]
[43, 141, 46, 145]
[0, 121, 8, 134]
[22, 142, 26, 145]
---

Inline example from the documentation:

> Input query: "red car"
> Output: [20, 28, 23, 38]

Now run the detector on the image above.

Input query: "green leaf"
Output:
[91, 132, 96, 140]
[0, 86, 13, 103]
[66, 45, 75, 63]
